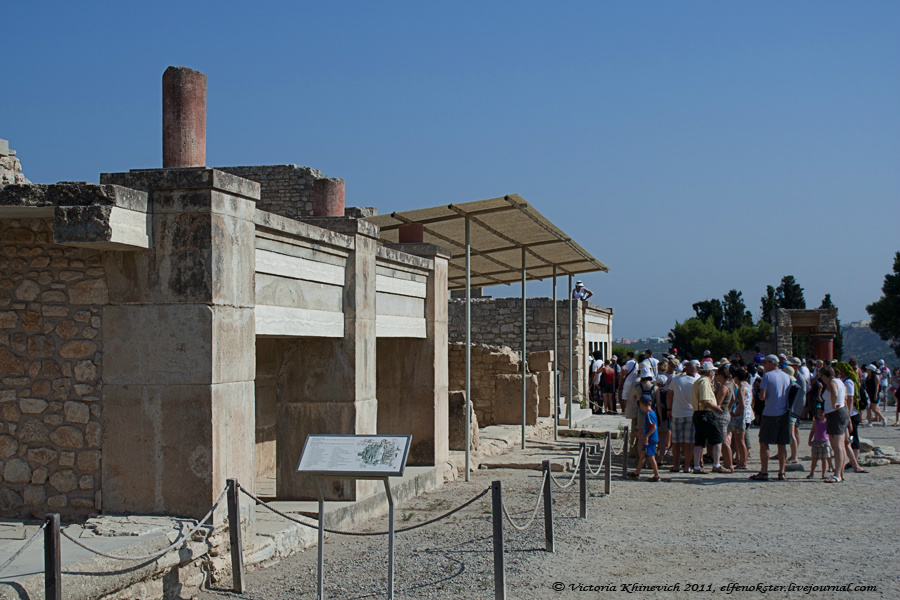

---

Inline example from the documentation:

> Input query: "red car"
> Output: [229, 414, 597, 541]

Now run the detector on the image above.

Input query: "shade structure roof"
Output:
[364, 194, 609, 290]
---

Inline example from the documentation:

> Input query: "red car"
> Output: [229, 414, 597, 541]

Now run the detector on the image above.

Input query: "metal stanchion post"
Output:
[227, 479, 245, 593]
[579, 442, 587, 519]
[316, 480, 325, 600]
[541, 460, 554, 553]
[45, 513, 61, 600]
[383, 479, 395, 600]
[622, 426, 630, 477]
[604, 435, 612, 495]
[492, 481, 506, 600]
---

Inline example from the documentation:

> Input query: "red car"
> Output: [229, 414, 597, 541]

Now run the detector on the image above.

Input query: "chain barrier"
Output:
[0, 521, 47, 575]
[239, 484, 489, 537]
[610, 434, 626, 456]
[500, 471, 547, 531]
[548, 447, 583, 489]
[59, 486, 228, 562]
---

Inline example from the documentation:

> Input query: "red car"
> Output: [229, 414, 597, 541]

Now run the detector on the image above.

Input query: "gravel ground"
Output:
[200, 421, 900, 600]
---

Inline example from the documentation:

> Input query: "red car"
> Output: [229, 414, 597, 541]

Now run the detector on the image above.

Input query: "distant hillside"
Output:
[841, 324, 898, 368]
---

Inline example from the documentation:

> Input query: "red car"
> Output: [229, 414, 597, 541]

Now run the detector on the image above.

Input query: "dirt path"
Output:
[200, 422, 900, 600]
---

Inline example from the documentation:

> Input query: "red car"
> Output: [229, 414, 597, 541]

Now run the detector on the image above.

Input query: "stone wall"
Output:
[449, 297, 587, 402]
[0, 139, 30, 185]
[0, 218, 105, 518]
[216, 164, 320, 220]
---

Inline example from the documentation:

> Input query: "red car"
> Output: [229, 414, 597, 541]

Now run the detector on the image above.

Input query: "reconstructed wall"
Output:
[448, 297, 587, 402]
[0, 218, 105, 518]
[217, 165, 320, 220]
[448, 342, 547, 426]
[0, 140, 30, 185]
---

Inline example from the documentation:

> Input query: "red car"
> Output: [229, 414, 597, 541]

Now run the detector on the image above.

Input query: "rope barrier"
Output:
[586, 446, 606, 476]
[59, 487, 227, 562]
[548, 447, 582, 489]
[239, 484, 490, 537]
[500, 471, 547, 531]
[0, 521, 47, 575]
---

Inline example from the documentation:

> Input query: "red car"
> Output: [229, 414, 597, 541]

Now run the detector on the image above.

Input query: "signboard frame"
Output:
[296, 433, 412, 479]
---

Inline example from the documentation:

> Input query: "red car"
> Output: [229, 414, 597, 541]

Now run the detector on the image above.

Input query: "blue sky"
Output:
[4, 1, 898, 338]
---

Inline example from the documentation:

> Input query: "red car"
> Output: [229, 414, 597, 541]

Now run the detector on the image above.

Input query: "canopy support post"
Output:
[521, 246, 527, 450]
[465, 216, 471, 482]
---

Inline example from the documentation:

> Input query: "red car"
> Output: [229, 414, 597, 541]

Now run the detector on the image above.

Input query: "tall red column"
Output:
[399, 223, 424, 243]
[313, 178, 345, 217]
[812, 336, 834, 361]
[163, 66, 207, 168]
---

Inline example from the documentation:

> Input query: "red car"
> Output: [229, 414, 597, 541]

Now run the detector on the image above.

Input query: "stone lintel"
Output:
[100, 168, 260, 201]
[0, 182, 148, 212]
[383, 242, 451, 261]
[298, 215, 380, 240]
[54, 205, 151, 250]
[0, 139, 9, 155]
[255, 209, 355, 252]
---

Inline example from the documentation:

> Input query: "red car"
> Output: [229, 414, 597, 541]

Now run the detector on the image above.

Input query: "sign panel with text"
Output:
[296, 434, 412, 478]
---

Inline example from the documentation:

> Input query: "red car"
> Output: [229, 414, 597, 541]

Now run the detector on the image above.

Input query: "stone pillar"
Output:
[812, 336, 834, 361]
[276, 218, 379, 501]
[379, 243, 450, 467]
[398, 223, 424, 243]
[162, 66, 207, 168]
[312, 177, 345, 217]
[98, 168, 258, 519]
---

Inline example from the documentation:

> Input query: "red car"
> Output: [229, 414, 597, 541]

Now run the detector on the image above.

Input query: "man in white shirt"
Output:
[619, 351, 638, 414]
[666, 360, 699, 473]
[643, 349, 659, 376]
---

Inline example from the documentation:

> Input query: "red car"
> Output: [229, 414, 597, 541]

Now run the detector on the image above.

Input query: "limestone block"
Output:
[18, 418, 49, 443]
[528, 350, 554, 372]
[50, 426, 84, 448]
[27, 447, 57, 465]
[32, 467, 49, 485]
[49, 469, 78, 493]
[537, 371, 555, 417]
[492, 373, 539, 426]
[64, 401, 90, 424]
[59, 451, 75, 467]
[19, 397, 48, 414]
[24, 484, 45, 505]
[0, 434, 17, 458]
[0, 489, 24, 511]
[448, 391, 479, 451]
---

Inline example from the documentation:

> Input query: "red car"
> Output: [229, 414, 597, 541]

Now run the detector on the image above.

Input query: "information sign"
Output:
[296, 434, 412, 478]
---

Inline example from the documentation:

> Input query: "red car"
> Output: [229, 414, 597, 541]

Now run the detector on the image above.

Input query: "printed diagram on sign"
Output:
[357, 438, 402, 467]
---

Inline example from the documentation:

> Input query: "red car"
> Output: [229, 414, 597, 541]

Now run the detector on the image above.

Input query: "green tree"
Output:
[820, 293, 843, 360]
[692, 299, 723, 330]
[775, 275, 806, 310]
[722, 289, 753, 332]
[669, 317, 769, 361]
[760, 285, 777, 322]
[866, 251, 900, 358]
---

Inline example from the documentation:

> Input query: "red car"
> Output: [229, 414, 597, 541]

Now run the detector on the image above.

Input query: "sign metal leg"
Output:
[384, 478, 395, 600]
[316, 480, 325, 600]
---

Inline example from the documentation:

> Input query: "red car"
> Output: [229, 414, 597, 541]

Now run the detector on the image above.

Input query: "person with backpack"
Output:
[836, 362, 869, 474]
[783, 365, 806, 466]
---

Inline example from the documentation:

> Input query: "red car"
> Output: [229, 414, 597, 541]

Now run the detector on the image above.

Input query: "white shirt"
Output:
[799, 365, 811, 385]
[669, 373, 699, 419]
[572, 288, 590, 300]
[823, 379, 844, 414]
[590, 359, 602, 385]
[645, 357, 659, 376]
[844, 379, 858, 416]
[621, 359, 638, 399]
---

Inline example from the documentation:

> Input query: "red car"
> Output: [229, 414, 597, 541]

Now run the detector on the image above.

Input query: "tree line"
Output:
[669, 276, 842, 359]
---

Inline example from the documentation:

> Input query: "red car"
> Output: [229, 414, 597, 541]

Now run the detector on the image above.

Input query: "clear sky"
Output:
[4, 1, 898, 338]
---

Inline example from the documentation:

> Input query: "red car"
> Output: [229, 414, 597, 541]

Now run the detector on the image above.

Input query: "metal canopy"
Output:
[364, 194, 609, 289]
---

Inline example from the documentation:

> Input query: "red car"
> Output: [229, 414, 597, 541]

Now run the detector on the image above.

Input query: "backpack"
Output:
[787, 381, 804, 418]
[857, 383, 869, 411]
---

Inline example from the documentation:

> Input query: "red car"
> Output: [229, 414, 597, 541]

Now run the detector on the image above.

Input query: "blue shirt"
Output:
[643, 409, 659, 443]
[761, 369, 792, 416]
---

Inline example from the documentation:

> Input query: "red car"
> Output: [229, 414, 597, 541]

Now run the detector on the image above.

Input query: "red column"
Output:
[812, 337, 834, 361]
[312, 178, 345, 217]
[399, 223, 424, 243]
[162, 67, 206, 168]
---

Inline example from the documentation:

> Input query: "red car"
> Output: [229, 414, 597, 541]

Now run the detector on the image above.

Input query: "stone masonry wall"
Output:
[449, 297, 587, 402]
[216, 164, 321, 220]
[0, 218, 105, 518]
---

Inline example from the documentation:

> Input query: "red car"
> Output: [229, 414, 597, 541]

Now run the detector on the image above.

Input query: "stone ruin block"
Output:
[527, 349, 554, 372]
[448, 390, 479, 451]
[492, 373, 539, 426]
[537, 371, 555, 417]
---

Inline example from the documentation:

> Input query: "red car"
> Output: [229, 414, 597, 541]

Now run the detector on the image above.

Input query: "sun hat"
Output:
[639, 367, 653, 379]
[866, 364, 877, 372]
[575, 280, 583, 287]
[782, 366, 795, 379]
[699, 362, 716, 372]
[765, 354, 779, 363]
[789, 357, 801, 366]
[703, 350, 711, 357]
[639, 395, 652, 404]
[655, 374, 667, 387]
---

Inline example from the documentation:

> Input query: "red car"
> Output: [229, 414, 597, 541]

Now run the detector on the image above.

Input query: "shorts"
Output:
[600, 382, 615, 394]
[789, 414, 799, 428]
[825, 408, 849, 436]
[758, 413, 791, 446]
[811, 440, 833, 459]
[672, 417, 694, 444]
[643, 443, 657, 456]
[693, 411, 724, 447]
[716, 411, 730, 438]
[727, 414, 746, 433]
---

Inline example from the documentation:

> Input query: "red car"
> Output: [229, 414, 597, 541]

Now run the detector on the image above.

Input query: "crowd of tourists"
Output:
[589, 349, 899, 483]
